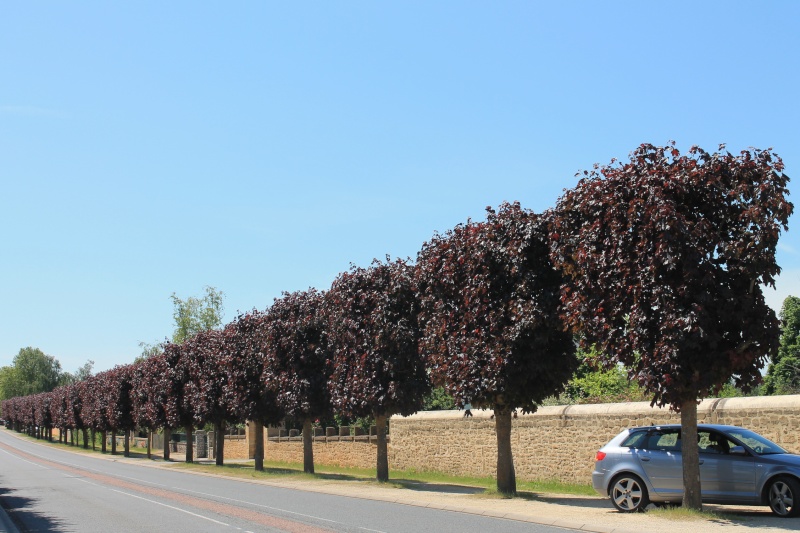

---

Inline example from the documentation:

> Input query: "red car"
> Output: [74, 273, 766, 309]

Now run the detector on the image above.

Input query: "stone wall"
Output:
[256, 426, 380, 470]
[389, 395, 800, 484]
[223, 436, 248, 460]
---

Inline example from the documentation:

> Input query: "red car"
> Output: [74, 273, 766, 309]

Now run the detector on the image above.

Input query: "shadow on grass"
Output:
[389, 479, 486, 495]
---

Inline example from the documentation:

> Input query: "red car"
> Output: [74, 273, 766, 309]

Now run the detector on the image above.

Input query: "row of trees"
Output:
[2, 144, 792, 510]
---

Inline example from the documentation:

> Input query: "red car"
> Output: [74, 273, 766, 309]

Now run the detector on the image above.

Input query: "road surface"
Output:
[0, 428, 572, 532]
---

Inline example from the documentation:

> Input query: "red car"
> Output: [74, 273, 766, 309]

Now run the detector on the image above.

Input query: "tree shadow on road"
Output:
[0, 486, 68, 532]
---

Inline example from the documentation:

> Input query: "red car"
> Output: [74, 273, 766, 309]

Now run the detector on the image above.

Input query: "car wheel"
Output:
[610, 473, 649, 513]
[768, 477, 800, 517]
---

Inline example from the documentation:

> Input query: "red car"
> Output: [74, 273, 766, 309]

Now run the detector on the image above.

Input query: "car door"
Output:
[698, 430, 756, 502]
[636, 429, 683, 498]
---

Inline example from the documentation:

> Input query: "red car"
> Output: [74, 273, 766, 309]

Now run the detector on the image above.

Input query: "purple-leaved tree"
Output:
[549, 143, 793, 509]
[416, 202, 577, 495]
[325, 259, 430, 482]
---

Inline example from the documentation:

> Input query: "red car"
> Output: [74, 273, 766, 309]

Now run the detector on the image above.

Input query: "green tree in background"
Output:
[171, 286, 225, 344]
[1, 347, 63, 398]
[135, 286, 225, 362]
[564, 347, 647, 404]
[764, 296, 800, 395]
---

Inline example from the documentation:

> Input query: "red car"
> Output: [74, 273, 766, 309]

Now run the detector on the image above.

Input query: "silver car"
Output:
[593, 424, 800, 517]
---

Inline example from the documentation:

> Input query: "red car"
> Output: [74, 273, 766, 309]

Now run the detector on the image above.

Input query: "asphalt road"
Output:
[0, 429, 571, 533]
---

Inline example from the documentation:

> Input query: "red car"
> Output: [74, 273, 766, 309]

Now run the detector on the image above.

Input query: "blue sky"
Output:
[2, 2, 799, 374]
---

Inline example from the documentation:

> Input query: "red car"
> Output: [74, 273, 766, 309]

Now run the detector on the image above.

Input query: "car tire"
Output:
[767, 476, 800, 517]
[610, 473, 650, 513]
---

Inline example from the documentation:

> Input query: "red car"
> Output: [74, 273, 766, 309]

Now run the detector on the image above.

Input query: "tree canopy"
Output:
[262, 289, 331, 474]
[416, 202, 577, 494]
[549, 143, 793, 509]
[325, 258, 429, 481]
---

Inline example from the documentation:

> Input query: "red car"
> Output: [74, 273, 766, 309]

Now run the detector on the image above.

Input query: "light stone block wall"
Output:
[223, 436, 248, 460]
[258, 436, 379, 470]
[390, 395, 800, 485]
[233, 395, 800, 484]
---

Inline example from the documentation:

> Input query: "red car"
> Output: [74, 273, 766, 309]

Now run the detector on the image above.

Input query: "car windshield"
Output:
[725, 429, 788, 455]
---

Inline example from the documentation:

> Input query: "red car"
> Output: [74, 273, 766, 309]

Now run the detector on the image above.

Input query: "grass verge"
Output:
[5, 427, 595, 499]
[169, 459, 595, 498]
[648, 505, 740, 522]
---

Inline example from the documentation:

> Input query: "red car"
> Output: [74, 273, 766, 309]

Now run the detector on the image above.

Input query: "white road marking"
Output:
[177, 486, 343, 525]
[70, 476, 232, 528]
[109, 488, 232, 527]
[0, 446, 48, 469]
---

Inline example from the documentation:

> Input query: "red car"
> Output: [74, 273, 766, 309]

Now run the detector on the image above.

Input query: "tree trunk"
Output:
[110, 430, 117, 455]
[681, 399, 702, 510]
[91, 429, 96, 451]
[101, 430, 107, 453]
[82, 429, 88, 449]
[254, 422, 264, 472]
[302, 418, 315, 474]
[163, 427, 171, 461]
[147, 430, 152, 459]
[494, 404, 516, 495]
[215, 421, 225, 466]
[375, 413, 389, 482]
[124, 430, 130, 457]
[185, 424, 194, 463]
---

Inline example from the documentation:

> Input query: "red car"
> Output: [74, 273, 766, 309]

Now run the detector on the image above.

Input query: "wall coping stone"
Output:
[392, 394, 800, 421]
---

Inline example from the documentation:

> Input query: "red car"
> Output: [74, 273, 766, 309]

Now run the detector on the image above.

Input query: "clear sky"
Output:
[2, 2, 799, 374]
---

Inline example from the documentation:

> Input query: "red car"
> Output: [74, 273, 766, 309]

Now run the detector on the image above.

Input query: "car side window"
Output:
[644, 430, 680, 451]
[698, 431, 736, 454]
[621, 431, 647, 448]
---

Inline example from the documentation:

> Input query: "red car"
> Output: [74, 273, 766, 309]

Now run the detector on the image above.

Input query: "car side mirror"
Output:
[730, 446, 747, 456]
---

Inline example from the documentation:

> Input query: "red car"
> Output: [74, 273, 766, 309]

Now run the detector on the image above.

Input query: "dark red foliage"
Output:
[68, 382, 87, 431]
[131, 354, 171, 430]
[161, 341, 196, 430]
[99, 365, 136, 431]
[416, 202, 577, 413]
[325, 259, 429, 419]
[222, 313, 283, 426]
[183, 329, 231, 426]
[549, 143, 793, 409]
[261, 289, 331, 421]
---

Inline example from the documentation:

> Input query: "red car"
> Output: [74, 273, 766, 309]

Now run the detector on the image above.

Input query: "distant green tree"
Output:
[135, 286, 224, 362]
[422, 387, 457, 411]
[764, 296, 800, 395]
[0, 366, 20, 401]
[565, 347, 647, 404]
[171, 286, 225, 344]
[134, 341, 164, 363]
[58, 360, 95, 386]
[2, 347, 63, 397]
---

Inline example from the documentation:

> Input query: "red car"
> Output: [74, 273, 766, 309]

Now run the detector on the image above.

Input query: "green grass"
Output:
[6, 427, 595, 500]
[647, 505, 739, 522]
[168, 459, 595, 498]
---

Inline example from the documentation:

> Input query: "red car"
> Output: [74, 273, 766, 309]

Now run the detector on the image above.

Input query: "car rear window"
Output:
[621, 431, 647, 448]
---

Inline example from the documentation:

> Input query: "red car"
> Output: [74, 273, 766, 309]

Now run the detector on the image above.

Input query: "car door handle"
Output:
[699, 460, 704, 465]
[640, 456, 650, 462]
